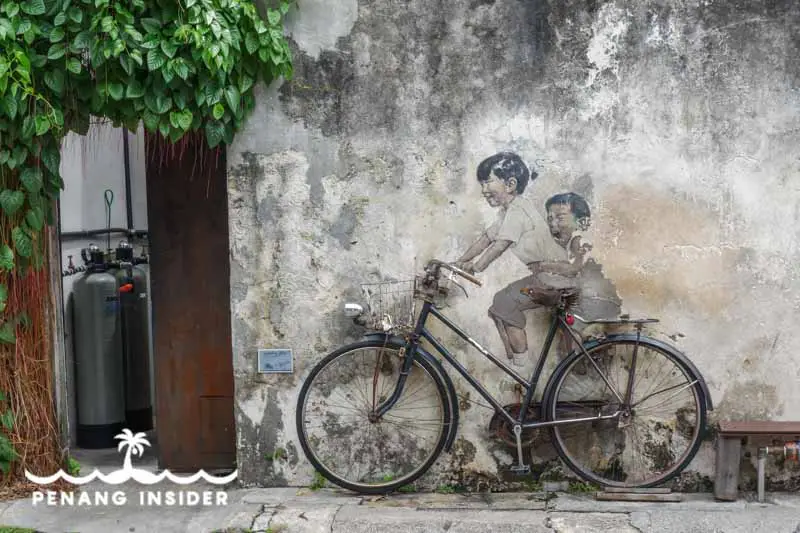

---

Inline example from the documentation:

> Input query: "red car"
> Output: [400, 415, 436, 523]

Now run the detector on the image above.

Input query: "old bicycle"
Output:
[296, 259, 712, 494]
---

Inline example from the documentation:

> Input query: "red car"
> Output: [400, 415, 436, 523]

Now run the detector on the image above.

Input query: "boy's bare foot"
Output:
[508, 353, 526, 367]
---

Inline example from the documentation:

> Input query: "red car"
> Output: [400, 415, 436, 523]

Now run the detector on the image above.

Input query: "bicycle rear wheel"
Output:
[544, 337, 707, 488]
[296, 340, 450, 494]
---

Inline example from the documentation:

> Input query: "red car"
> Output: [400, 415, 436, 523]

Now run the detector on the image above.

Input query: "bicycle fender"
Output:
[544, 334, 713, 411]
[415, 345, 460, 452]
[363, 333, 460, 452]
[363, 332, 406, 345]
[606, 334, 713, 410]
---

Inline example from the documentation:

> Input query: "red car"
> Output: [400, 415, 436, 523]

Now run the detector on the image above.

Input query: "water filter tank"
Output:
[72, 245, 125, 448]
[111, 241, 153, 433]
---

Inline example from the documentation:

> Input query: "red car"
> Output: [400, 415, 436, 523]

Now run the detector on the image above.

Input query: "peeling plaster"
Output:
[284, 0, 359, 60]
[228, 0, 800, 490]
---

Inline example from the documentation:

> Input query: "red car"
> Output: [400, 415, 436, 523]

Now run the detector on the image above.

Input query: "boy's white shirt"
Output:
[566, 230, 592, 264]
[485, 194, 567, 265]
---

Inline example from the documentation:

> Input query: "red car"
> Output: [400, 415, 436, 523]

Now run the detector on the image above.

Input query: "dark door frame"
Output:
[145, 135, 237, 472]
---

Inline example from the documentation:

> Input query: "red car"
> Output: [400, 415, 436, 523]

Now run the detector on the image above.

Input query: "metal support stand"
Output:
[757, 447, 767, 503]
[510, 424, 530, 475]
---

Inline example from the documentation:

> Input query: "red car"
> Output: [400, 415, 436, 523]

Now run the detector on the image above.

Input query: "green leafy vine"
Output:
[0, 390, 18, 476]
[0, 0, 293, 333]
[0, 0, 294, 479]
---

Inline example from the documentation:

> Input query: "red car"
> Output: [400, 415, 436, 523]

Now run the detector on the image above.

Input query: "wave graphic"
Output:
[25, 468, 238, 486]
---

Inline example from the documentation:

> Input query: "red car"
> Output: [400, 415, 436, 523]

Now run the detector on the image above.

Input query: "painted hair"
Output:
[476, 152, 534, 194]
[545, 192, 591, 230]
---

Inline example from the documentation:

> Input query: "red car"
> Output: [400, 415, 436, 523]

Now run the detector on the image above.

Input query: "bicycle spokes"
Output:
[549, 341, 703, 487]
[299, 345, 448, 490]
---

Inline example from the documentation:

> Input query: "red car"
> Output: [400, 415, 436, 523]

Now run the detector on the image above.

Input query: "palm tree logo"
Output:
[26, 426, 238, 486]
[115, 429, 150, 472]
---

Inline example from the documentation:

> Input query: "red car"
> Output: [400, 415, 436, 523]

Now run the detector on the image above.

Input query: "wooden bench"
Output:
[714, 420, 800, 501]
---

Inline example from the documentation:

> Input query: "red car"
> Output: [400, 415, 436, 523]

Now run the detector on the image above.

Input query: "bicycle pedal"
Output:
[510, 465, 531, 476]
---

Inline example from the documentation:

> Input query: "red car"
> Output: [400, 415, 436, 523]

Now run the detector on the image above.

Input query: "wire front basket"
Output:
[359, 278, 419, 333]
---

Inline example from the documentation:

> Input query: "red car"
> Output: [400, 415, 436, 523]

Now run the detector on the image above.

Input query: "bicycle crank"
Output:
[617, 410, 633, 429]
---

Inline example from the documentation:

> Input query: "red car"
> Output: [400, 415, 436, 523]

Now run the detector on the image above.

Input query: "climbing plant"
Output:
[0, 390, 17, 476]
[0, 0, 294, 482]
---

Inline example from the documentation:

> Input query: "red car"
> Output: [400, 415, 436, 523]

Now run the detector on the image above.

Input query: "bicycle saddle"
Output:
[520, 286, 579, 296]
[519, 286, 580, 307]
[554, 287, 580, 298]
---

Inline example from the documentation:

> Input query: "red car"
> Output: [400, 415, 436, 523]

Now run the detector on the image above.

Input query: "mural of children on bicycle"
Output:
[454, 152, 621, 365]
[543, 192, 622, 324]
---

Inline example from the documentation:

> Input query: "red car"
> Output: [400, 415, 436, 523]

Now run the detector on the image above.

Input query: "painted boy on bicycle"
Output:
[544, 192, 622, 323]
[454, 152, 577, 366]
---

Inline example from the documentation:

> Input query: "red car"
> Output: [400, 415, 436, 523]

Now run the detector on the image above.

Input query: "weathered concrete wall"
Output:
[228, 0, 800, 490]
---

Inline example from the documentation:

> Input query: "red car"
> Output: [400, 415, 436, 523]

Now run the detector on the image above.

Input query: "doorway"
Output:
[58, 126, 236, 473]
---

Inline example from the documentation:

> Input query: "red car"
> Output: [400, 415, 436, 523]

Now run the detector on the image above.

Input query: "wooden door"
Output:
[145, 136, 236, 471]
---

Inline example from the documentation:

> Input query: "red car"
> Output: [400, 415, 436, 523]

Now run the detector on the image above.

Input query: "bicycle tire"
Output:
[296, 339, 451, 494]
[543, 336, 707, 488]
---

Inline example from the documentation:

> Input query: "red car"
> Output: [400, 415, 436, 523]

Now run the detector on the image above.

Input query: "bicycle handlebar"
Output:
[428, 260, 483, 287]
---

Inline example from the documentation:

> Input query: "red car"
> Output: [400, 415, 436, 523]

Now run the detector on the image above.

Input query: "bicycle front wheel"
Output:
[296, 340, 451, 494]
[544, 337, 707, 488]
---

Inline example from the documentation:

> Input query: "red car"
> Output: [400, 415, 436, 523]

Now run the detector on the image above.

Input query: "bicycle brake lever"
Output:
[449, 277, 469, 298]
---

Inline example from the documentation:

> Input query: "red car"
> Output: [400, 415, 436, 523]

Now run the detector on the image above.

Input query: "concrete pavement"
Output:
[2, 485, 800, 532]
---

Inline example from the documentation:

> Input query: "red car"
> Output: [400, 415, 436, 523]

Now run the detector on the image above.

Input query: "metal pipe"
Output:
[60, 228, 148, 240]
[122, 128, 134, 231]
[61, 252, 148, 277]
[757, 447, 766, 503]
[757, 442, 800, 503]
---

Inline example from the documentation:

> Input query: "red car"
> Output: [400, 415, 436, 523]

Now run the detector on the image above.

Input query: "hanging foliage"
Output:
[0, 0, 294, 484]
[1, 0, 293, 279]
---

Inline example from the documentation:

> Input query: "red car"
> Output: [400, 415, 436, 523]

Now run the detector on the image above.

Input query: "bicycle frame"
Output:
[375, 299, 630, 430]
